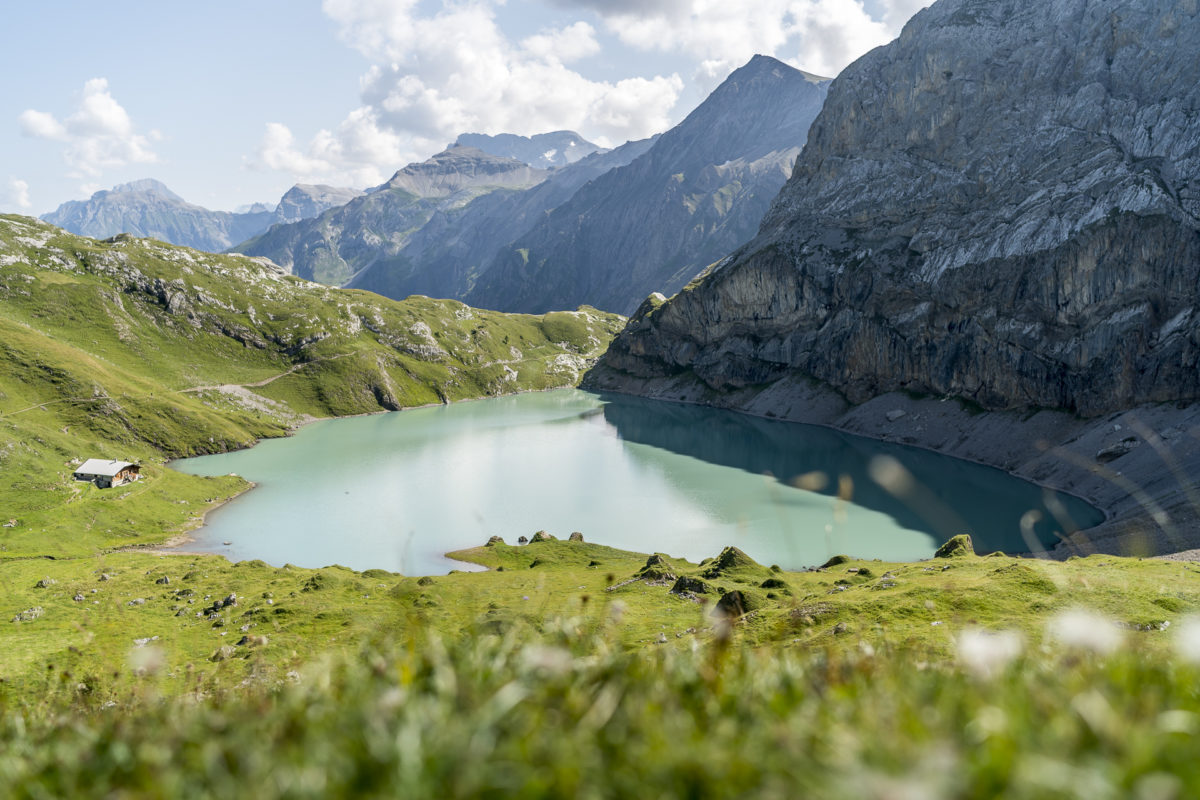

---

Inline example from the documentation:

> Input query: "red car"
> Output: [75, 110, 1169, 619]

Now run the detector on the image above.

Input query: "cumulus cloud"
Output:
[19, 78, 158, 179]
[590, 0, 893, 82]
[254, 0, 932, 187]
[4, 178, 32, 211]
[251, 109, 414, 188]
[250, 1, 684, 187]
[552, 0, 931, 84]
[520, 21, 602, 64]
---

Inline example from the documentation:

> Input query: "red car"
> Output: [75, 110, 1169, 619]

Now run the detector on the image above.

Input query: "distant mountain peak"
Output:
[381, 146, 550, 198]
[453, 131, 603, 169]
[108, 179, 183, 202]
[737, 53, 830, 84]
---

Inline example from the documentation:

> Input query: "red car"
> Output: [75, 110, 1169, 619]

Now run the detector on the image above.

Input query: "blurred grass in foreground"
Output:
[5, 608, 1200, 799]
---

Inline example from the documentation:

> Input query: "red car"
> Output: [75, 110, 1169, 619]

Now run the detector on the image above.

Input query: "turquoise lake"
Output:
[172, 389, 1103, 575]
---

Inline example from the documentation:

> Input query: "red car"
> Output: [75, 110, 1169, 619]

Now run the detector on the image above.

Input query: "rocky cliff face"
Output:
[346, 137, 655, 302]
[590, 0, 1200, 417]
[274, 184, 364, 225]
[232, 147, 549, 286]
[469, 56, 831, 315]
[42, 179, 359, 253]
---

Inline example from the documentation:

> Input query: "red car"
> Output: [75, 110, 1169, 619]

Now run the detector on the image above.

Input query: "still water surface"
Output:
[173, 390, 1102, 575]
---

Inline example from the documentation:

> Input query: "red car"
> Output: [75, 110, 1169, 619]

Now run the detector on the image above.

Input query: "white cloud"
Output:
[879, 0, 933, 30]
[593, 0, 895, 82]
[253, 0, 932, 188]
[251, 109, 415, 188]
[249, 1, 685, 187]
[4, 178, 32, 211]
[18, 78, 157, 179]
[18, 110, 67, 141]
[520, 21, 602, 64]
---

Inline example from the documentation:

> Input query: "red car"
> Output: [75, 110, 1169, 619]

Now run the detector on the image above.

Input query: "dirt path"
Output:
[0, 355, 350, 419]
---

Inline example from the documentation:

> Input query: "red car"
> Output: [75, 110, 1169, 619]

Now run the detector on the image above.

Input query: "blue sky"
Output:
[1, 0, 928, 216]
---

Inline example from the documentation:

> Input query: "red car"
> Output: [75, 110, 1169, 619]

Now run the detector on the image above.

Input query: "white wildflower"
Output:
[957, 628, 1023, 679]
[127, 645, 165, 676]
[1173, 615, 1200, 663]
[521, 645, 573, 676]
[1047, 609, 1122, 654]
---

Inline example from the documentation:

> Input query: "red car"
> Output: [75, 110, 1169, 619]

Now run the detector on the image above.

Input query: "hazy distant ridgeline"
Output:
[41, 180, 362, 254]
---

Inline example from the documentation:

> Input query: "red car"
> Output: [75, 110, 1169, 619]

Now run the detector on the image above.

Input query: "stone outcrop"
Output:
[590, 0, 1200, 417]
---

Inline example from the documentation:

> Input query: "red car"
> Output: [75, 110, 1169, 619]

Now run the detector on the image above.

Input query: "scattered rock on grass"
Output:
[671, 576, 712, 595]
[12, 607, 43, 623]
[569, 531, 585, 542]
[210, 645, 236, 662]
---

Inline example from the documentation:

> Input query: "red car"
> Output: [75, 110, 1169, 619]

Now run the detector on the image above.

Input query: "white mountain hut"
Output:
[73, 459, 141, 489]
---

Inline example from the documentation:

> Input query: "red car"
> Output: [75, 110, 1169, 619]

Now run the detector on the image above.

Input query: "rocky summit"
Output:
[469, 55, 831, 315]
[591, 0, 1200, 417]
[232, 147, 550, 286]
[454, 130, 603, 169]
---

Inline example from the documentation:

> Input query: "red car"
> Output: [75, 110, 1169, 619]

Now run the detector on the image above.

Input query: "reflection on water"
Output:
[173, 389, 1102, 575]
[597, 393, 1102, 555]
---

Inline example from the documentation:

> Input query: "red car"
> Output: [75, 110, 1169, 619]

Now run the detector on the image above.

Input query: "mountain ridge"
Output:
[42, 180, 363, 254]
[467, 54, 831, 314]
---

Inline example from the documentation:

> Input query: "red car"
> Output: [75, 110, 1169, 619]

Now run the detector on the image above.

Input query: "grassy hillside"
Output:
[0, 214, 622, 558]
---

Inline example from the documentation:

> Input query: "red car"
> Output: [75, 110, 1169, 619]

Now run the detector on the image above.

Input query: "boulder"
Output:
[210, 645, 237, 662]
[568, 531, 585, 542]
[485, 535, 505, 546]
[713, 590, 756, 618]
[670, 576, 712, 595]
[530, 530, 556, 543]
